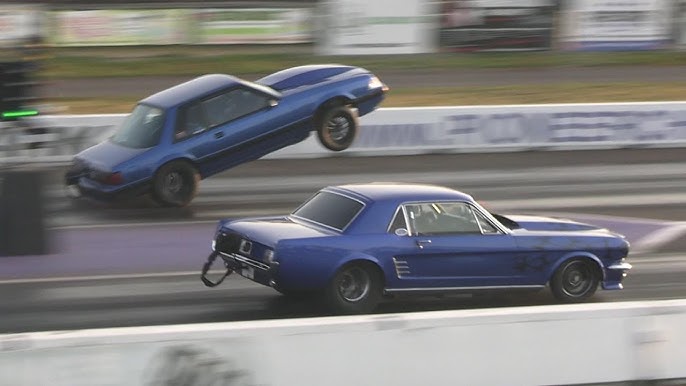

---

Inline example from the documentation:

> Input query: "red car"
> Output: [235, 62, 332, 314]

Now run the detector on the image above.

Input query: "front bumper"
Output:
[602, 260, 633, 290]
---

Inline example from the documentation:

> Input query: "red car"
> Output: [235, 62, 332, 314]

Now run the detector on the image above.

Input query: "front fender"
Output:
[546, 251, 605, 283]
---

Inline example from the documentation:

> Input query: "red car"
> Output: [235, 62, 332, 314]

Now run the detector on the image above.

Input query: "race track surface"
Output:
[1, 148, 685, 333]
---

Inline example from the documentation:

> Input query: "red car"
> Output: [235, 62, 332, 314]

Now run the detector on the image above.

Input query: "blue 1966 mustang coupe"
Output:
[65, 65, 388, 207]
[201, 183, 632, 314]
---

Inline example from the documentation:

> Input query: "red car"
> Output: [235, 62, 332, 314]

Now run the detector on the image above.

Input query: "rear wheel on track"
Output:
[152, 161, 199, 207]
[325, 262, 382, 315]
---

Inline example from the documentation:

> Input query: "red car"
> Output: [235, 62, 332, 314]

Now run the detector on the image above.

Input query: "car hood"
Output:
[218, 216, 336, 248]
[75, 140, 148, 172]
[255, 64, 364, 92]
[502, 214, 617, 233]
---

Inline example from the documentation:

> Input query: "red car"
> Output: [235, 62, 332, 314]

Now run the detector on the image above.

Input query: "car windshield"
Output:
[292, 191, 364, 231]
[110, 104, 165, 149]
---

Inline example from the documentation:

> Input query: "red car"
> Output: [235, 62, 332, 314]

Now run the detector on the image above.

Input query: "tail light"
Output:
[102, 172, 123, 185]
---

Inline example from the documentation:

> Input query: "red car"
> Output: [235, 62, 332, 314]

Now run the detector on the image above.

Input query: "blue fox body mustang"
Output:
[65, 65, 388, 206]
[202, 183, 632, 314]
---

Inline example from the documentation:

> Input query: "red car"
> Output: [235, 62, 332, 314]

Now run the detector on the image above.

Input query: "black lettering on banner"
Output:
[355, 123, 436, 148]
[480, 113, 527, 144]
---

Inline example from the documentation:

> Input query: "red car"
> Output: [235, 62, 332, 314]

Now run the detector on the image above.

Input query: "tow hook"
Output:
[200, 251, 232, 287]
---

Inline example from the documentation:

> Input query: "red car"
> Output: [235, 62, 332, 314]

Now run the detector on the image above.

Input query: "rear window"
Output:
[292, 191, 364, 231]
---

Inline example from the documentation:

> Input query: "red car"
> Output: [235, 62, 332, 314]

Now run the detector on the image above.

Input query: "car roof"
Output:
[139, 74, 243, 108]
[327, 182, 474, 205]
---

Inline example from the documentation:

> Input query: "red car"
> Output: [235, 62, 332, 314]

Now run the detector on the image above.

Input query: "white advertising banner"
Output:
[1, 300, 686, 385]
[315, 0, 438, 55]
[192, 8, 311, 44]
[0, 5, 43, 47]
[51, 10, 183, 46]
[2, 102, 686, 165]
[561, 0, 672, 50]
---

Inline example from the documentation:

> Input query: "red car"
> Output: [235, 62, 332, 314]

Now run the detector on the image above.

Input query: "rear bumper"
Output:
[65, 172, 151, 202]
[218, 251, 279, 288]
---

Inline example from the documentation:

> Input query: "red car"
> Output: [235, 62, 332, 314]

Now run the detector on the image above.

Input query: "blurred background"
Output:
[2, 0, 686, 115]
[1, 3, 686, 384]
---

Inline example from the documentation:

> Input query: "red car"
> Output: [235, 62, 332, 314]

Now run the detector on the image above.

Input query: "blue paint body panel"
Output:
[65, 65, 387, 201]
[211, 183, 632, 296]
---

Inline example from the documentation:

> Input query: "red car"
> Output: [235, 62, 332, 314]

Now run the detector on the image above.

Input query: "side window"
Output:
[201, 88, 270, 128]
[175, 102, 208, 141]
[472, 209, 500, 234]
[388, 208, 408, 234]
[405, 202, 482, 235]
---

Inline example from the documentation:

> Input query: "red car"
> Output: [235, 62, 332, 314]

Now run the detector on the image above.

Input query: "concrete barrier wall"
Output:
[2, 102, 686, 164]
[2, 299, 686, 385]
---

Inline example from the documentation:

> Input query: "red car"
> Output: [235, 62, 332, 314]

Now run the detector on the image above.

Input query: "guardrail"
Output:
[2, 102, 686, 165]
[1, 299, 686, 385]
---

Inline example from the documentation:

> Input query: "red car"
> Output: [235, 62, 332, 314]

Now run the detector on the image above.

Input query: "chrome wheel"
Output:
[163, 172, 183, 196]
[337, 266, 371, 302]
[153, 161, 199, 207]
[561, 260, 594, 297]
[326, 115, 351, 143]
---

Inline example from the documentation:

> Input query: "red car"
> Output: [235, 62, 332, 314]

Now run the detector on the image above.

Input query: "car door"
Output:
[196, 87, 298, 175]
[390, 201, 527, 289]
[172, 101, 221, 165]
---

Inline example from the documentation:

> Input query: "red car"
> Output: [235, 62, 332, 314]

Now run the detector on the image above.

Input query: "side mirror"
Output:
[394, 228, 409, 237]
[269, 99, 279, 107]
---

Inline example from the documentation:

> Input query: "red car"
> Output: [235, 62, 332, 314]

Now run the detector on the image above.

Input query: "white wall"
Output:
[1, 300, 686, 385]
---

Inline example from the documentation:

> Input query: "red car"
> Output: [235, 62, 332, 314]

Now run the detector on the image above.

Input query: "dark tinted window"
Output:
[292, 191, 364, 231]
[405, 202, 482, 235]
[110, 104, 165, 148]
[175, 102, 208, 141]
[202, 88, 269, 127]
[388, 208, 408, 233]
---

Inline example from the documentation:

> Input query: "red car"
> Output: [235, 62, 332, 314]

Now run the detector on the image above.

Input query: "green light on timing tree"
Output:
[1, 110, 39, 119]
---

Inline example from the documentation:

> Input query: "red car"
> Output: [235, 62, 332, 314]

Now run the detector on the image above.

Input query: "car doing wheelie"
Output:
[65, 64, 388, 207]
[201, 183, 632, 315]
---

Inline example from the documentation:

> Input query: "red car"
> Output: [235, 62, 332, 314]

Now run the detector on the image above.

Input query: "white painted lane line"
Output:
[543, 212, 680, 226]
[0, 271, 203, 285]
[47, 194, 686, 231]
[633, 223, 686, 254]
[53, 220, 218, 230]
[42, 162, 686, 198]
[491, 193, 686, 210]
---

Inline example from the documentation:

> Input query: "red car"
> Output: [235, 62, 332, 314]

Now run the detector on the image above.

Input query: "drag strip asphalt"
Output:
[1, 253, 686, 334]
[0, 213, 681, 282]
[1, 148, 685, 333]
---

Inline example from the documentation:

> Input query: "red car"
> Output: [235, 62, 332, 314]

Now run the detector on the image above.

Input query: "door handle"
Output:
[214, 131, 224, 139]
[416, 239, 432, 249]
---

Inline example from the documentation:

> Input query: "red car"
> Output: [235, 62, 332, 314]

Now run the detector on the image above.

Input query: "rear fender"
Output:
[332, 253, 386, 287]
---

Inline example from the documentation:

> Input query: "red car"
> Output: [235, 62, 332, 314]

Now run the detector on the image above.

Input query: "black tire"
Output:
[550, 258, 600, 303]
[152, 160, 199, 207]
[325, 262, 383, 315]
[316, 105, 358, 152]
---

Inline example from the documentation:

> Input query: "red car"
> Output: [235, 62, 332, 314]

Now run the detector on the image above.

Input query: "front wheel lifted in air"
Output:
[316, 105, 359, 152]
